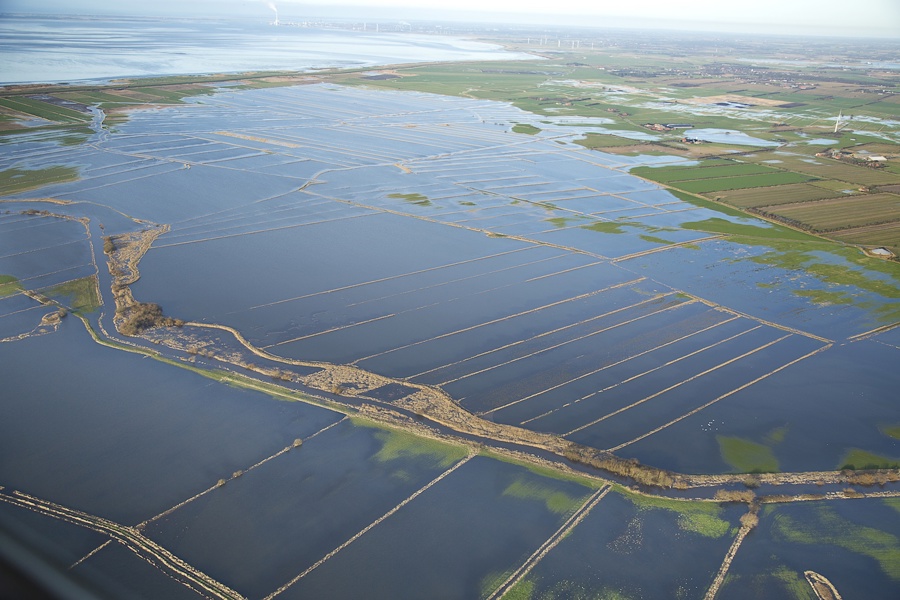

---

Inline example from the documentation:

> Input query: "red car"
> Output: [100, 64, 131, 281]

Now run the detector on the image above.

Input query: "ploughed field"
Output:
[2, 82, 899, 599]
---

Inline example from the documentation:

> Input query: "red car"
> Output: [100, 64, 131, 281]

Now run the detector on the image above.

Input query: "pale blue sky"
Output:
[4, 0, 899, 37]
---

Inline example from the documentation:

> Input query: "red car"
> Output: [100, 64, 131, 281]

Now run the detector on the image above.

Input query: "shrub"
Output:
[119, 302, 184, 336]
[740, 512, 759, 529]
[743, 475, 761, 489]
[714, 489, 755, 503]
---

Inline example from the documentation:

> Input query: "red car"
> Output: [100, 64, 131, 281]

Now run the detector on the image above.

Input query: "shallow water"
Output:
[720, 499, 900, 599]
[0, 16, 530, 84]
[144, 419, 465, 598]
[0, 319, 343, 524]
[280, 455, 593, 600]
[519, 488, 745, 599]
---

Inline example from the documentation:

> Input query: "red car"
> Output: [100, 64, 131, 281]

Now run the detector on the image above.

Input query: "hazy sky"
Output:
[5, 0, 900, 37]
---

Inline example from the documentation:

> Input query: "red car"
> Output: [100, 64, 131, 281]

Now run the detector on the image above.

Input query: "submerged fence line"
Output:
[610, 343, 833, 451]
[567, 331, 788, 436]
[519, 315, 744, 425]
[263, 453, 475, 600]
[0, 489, 242, 600]
[487, 484, 613, 600]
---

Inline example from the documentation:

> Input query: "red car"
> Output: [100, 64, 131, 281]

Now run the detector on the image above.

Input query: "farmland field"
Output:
[713, 183, 842, 208]
[663, 172, 815, 194]
[743, 152, 900, 186]
[761, 193, 900, 232]
[831, 222, 900, 251]
[632, 162, 776, 183]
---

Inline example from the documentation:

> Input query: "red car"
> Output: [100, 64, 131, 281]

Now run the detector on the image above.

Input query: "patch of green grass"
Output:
[885, 498, 900, 515]
[639, 234, 675, 245]
[512, 123, 541, 135]
[880, 424, 900, 440]
[43, 276, 101, 314]
[681, 217, 814, 241]
[503, 478, 586, 516]
[574, 133, 640, 149]
[365, 424, 468, 468]
[805, 262, 900, 300]
[546, 216, 586, 228]
[0, 165, 79, 195]
[388, 192, 432, 207]
[502, 578, 535, 600]
[0, 275, 21, 297]
[764, 426, 789, 445]
[838, 448, 900, 470]
[772, 505, 900, 580]
[581, 220, 629, 234]
[743, 244, 900, 321]
[479, 449, 603, 489]
[771, 566, 816, 600]
[792, 288, 856, 306]
[617, 487, 732, 538]
[717, 435, 780, 473]
[480, 570, 514, 598]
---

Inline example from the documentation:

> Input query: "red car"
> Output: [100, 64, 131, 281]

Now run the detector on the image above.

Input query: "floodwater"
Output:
[0, 15, 530, 84]
[518, 487, 745, 599]
[0, 319, 343, 524]
[144, 420, 469, 598]
[2, 78, 899, 598]
[688, 129, 780, 146]
[6, 82, 882, 474]
[281, 455, 594, 600]
[720, 498, 900, 599]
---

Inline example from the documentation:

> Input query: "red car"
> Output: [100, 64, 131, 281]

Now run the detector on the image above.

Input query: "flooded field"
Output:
[720, 498, 900, 599]
[1, 79, 899, 598]
[512, 487, 746, 599]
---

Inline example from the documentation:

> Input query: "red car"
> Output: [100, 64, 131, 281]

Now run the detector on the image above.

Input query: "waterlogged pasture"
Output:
[3, 80, 900, 598]
[144, 420, 468, 598]
[511, 487, 744, 599]
[720, 499, 900, 600]
[73, 84, 892, 474]
[0, 320, 343, 524]
[621, 339, 900, 473]
[282, 455, 595, 600]
[0, 212, 94, 293]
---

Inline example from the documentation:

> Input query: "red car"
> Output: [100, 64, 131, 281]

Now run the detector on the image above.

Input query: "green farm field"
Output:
[715, 183, 843, 207]
[762, 193, 900, 232]
[653, 171, 815, 194]
[831, 223, 900, 252]
[743, 152, 900, 186]
[0, 97, 89, 124]
[632, 161, 773, 183]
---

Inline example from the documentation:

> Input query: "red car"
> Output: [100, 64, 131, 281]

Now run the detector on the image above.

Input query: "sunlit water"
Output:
[0, 15, 530, 84]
